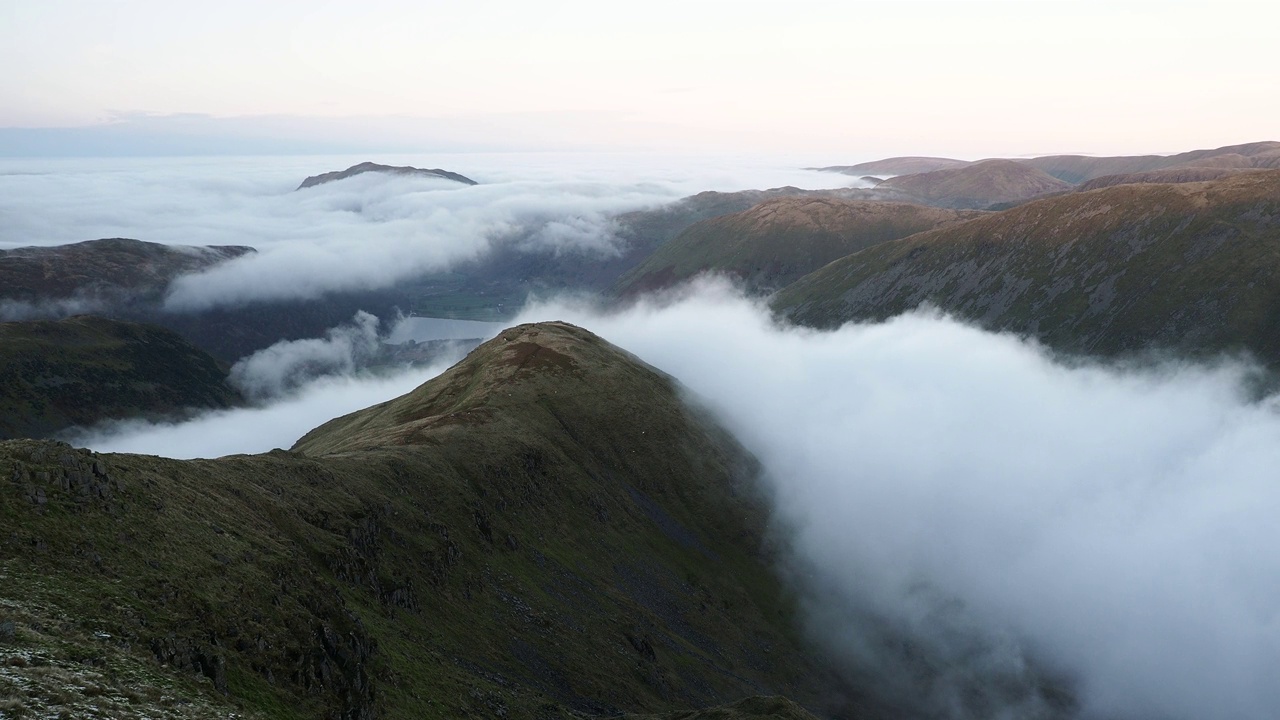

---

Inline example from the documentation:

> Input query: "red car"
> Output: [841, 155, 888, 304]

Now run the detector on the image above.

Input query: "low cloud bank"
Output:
[514, 282, 1280, 720]
[67, 362, 453, 460]
[0, 154, 868, 311]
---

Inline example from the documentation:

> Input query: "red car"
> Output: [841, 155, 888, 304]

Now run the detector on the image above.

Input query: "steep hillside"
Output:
[297, 162, 478, 189]
[773, 170, 1280, 364]
[0, 322, 882, 719]
[0, 316, 240, 440]
[0, 238, 253, 320]
[613, 198, 983, 297]
[877, 160, 1071, 209]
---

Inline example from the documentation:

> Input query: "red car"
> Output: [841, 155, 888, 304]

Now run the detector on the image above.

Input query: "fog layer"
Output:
[0, 154, 866, 310]
[68, 364, 450, 460]
[514, 283, 1280, 720]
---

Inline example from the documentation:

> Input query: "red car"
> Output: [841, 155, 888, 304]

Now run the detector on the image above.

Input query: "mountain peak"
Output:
[294, 321, 654, 455]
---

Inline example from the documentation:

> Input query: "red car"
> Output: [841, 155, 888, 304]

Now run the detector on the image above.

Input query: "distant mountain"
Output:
[0, 237, 419, 362]
[1019, 140, 1280, 183]
[812, 141, 1280, 188]
[613, 197, 983, 297]
[773, 169, 1280, 365]
[876, 159, 1072, 209]
[1078, 166, 1259, 191]
[0, 238, 253, 320]
[0, 322, 889, 719]
[297, 161, 478, 189]
[0, 315, 239, 439]
[812, 157, 970, 176]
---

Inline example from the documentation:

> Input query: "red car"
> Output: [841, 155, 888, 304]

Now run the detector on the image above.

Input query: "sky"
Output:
[2, 0, 1277, 158]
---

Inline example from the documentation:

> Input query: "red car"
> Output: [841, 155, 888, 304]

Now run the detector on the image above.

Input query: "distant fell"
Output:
[297, 161, 478, 189]
[812, 156, 969, 176]
[0, 238, 253, 319]
[612, 197, 983, 297]
[1078, 166, 1261, 191]
[774, 169, 1280, 365]
[877, 159, 1071, 209]
[1020, 140, 1280, 183]
[812, 141, 1280, 187]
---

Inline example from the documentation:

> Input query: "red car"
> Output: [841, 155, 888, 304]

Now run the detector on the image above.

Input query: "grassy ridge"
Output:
[0, 322, 868, 719]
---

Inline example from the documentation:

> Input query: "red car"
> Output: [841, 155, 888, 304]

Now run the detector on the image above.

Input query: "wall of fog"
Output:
[515, 284, 1280, 720]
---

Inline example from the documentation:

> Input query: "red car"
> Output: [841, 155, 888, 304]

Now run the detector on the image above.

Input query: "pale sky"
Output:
[2, 0, 1277, 158]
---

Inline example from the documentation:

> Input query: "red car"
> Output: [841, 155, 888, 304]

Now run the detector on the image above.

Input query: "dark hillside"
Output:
[0, 315, 239, 439]
[0, 322, 882, 719]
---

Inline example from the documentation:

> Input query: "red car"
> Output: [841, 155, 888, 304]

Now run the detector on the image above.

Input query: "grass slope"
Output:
[773, 169, 1280, 364]
[0, 322, 873, 720]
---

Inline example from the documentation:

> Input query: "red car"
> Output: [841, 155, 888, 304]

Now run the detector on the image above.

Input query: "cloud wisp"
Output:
[514, 282, 1280, 720]
[229, 310, 383, 401]
[67, 360, 454, 460]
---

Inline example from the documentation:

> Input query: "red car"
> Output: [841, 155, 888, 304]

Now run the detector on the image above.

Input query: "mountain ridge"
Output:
[773, 169, 1280, 364]
[0, 321, 885, 719]
[613, 197, 984, 297]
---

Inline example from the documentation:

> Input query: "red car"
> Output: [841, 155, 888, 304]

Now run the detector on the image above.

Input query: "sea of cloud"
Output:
[0, 152, 863, 310]
[14, 153, 1280, 719]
